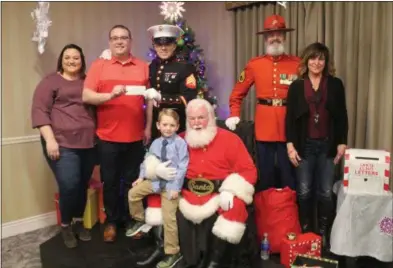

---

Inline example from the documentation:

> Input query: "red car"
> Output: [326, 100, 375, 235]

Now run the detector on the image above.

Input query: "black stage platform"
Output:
[40, 224, 393, 268]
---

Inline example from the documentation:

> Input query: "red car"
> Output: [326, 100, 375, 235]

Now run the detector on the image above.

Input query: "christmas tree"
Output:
[147, 2, 217, 107]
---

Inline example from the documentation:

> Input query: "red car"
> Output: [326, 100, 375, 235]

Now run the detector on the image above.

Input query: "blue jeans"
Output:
[296, 138, 335, 203]
[41, 138, 96, 225]
[257, 141, 296, 190]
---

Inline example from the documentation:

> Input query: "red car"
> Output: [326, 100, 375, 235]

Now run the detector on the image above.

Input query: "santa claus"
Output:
[136, 98, 257, 267]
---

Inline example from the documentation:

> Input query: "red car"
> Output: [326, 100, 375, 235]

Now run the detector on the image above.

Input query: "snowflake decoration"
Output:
[31, 1, 52, 54]
[379, 217, 393, 237]
[277, 1, 287, 9]
[159, 2, 185, 22]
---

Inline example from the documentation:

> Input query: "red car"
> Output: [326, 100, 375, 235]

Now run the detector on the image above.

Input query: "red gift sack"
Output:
[254, 187, 301, 253]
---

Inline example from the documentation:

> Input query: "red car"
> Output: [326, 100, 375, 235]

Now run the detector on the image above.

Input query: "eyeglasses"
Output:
[110, 36, 130, 42]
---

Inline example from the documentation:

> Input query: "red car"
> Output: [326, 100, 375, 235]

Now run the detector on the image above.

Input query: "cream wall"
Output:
[1, 2, 234, 223]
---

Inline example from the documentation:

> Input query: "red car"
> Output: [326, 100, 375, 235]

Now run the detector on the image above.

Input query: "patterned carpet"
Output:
[1, 225, 60, 268]
[2, 225, 393, 268]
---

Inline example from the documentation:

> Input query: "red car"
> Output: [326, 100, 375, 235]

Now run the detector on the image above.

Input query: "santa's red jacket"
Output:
[143, 127, 257, 244]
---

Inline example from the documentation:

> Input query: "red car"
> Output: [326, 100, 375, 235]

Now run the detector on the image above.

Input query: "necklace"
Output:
[310, 79, 320, 90]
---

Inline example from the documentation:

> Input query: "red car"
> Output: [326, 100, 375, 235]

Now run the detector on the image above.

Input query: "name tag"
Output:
[125, 85, 146, 96]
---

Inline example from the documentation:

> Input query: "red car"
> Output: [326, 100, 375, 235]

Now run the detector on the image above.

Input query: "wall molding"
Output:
[1, 134, 40, 146]
[1, 211, 57, 239]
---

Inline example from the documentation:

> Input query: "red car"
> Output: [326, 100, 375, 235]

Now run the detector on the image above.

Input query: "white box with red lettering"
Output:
[343, 149, 391, 195]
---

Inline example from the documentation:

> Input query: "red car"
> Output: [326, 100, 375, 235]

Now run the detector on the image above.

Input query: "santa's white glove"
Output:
[145, 88, 162, 101]
[225, 117, 240, 131]
[99, 49, 112, 60]
[219, 191, 234, 211]
[155, 160, 176, 181]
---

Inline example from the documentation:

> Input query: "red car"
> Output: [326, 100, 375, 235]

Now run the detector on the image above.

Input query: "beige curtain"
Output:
[232, 2, 393, 153]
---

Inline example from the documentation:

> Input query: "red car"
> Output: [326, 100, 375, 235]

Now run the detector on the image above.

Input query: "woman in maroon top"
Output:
[31, 44, 96, 248]
[285, 42, 348, 251]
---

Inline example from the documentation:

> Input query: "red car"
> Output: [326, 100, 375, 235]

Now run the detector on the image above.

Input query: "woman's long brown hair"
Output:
[297, 42, 336, 78]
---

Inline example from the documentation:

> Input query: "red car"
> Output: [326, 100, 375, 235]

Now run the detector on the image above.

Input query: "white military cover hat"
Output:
[147, 24, 184, 44]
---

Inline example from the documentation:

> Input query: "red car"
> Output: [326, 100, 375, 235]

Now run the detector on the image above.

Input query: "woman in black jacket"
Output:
[285, 42, 348, 249]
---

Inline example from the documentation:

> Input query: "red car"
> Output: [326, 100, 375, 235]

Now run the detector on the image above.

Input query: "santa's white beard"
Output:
[185, 125, 217, 148]
[266, 43, 285, 56]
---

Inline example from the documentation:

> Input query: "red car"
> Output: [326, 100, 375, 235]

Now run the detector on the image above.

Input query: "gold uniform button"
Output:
[273, 74, 276, 78]
[160, 65, 164, 70]
[274, 87, 277, 91]
[157, 84, 160, 88]
[273, 81, 276, 84]
[158, 70, 162, 74]
[198, 174, 203, 178]
[156, 77, 160, 81]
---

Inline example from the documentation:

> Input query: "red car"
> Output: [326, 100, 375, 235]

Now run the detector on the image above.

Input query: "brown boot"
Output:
[103, 224, 117, 243]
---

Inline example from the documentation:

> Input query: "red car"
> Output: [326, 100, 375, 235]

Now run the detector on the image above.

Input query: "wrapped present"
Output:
[91, 165, 101, 183]
[54, 189, 99, 228]
[89, 180, 106, 224]
[280, 232, 322, 267]
[343, 149, 391, 195]
[83, 188, 98, 229]
[54, 193, 61, 226]
[291, 254, 338, 268]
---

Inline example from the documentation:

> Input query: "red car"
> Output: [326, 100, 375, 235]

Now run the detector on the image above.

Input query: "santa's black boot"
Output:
[196, 252, 210, 268]
[204, 237, 231, 268]
[136, 226, 164, 266]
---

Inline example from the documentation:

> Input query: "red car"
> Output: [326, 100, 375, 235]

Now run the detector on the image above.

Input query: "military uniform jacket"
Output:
[149, 57, 198, 138]
[149, 57, 198, 103]
[229, 54, 300, 142]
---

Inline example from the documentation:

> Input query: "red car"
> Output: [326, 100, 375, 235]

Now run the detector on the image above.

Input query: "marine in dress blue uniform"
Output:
[147, 24, 199, 139]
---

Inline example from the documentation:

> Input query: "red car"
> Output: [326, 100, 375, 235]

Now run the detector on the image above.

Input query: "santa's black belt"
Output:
[258, 98, 287, 107]
[160, 95, 186, 105]
[183, 177, 223, 196]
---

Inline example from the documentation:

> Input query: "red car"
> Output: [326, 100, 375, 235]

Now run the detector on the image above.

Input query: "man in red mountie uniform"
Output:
[226, 14, 300, 191]
[139, 98, 257, 267]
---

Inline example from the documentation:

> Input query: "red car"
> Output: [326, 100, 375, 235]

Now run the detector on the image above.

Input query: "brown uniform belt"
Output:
[258, 98, 287, 107]
[183, 177, 223, 196]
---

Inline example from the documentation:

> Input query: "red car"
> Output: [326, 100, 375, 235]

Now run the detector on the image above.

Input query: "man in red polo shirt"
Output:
[83, 24, 154, 242]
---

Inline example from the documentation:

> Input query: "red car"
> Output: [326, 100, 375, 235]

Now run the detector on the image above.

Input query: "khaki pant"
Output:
[128, 180, 180, 254]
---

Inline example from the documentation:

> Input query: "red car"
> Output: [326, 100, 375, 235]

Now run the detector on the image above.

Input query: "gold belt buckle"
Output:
[188, 178, 215, 196]
[272, 98, 283, 106]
